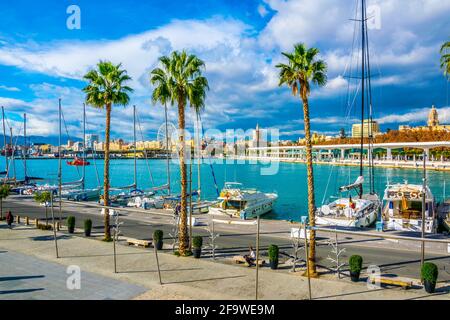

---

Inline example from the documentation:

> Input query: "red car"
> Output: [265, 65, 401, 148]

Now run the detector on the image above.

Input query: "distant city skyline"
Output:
[0, 1, 448, 141]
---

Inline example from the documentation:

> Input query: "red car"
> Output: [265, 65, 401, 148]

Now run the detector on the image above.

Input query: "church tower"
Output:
[427, 105, 439, 127]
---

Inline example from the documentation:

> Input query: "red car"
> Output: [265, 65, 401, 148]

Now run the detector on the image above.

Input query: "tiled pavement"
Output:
[0, 250, 147, 300]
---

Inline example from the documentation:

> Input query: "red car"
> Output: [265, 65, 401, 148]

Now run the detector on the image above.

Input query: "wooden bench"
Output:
[232, 255, 265, 267]
[369, 276, 413, 290]
[126, 238, 151, 248]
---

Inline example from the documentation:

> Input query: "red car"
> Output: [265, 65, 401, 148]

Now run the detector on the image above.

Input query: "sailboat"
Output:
[315, 0, 381, 228]
[64, 103, 101, 201]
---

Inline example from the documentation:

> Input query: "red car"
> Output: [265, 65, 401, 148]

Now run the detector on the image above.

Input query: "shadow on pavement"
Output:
[0, 288, 45, 295]
[0, 275, 45, 282]
[163, 274, 246, 285]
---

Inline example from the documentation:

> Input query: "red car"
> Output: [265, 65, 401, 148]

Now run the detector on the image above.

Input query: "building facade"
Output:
[352, 119, 380, 138]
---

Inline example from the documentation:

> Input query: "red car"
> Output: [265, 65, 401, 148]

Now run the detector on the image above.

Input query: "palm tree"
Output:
[150, 51, 209, 256]
[276, 43, 327, 276]
[83, 61, 133, 241]
[0, 184, 10, 219]
[441, 41, 450, 79]
[34, 191, 51, 226]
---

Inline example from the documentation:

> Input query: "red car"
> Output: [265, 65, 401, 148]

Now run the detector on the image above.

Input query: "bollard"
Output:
[17, 215, 20, 224]
[35, 218, 39, 227]
[26, 216, 29, 225]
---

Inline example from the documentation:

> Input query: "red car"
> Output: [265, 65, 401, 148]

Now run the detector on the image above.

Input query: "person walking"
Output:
[6, 211, 13, 229]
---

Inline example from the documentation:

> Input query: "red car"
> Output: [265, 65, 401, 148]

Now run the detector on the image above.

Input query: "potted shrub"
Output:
[192, 236, 203, 258]
[268, 244, 279, 270]
[84, 219, 92, 237]
[349, 255, 363, 282]
[67, 216, 76, 234]
[421, 262, 438, 293]
[153, 230, 163, 250]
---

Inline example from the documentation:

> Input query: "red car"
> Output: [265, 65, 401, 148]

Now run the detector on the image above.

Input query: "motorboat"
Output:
[382, 182, 436, 233]
[208, 182, 277, 219]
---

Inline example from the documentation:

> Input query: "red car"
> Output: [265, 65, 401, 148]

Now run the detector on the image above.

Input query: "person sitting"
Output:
[243, 246, 256, 267]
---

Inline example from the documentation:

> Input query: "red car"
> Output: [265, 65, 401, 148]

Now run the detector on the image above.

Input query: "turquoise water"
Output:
[3, 157, 449, 221]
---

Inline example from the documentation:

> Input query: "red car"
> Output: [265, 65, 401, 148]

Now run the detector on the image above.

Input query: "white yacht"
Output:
[382, 182, 436, 233]
[316, 176, 380, 228]
[208, 182, 278, 219]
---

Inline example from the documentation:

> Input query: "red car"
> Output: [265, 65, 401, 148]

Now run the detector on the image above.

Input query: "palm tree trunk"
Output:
[301, 95, 317, 276]
[103, 103, 112, 241]
[177, 99, 188, 255]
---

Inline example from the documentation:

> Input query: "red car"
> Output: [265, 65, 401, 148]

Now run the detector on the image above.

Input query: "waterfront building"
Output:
[352, 119, 380, 138]
[72, 141, 83, 152]
[135, 140, 162, 150]
[398, 105, 450, 132]
[94, 139, 125, 152]
[298, 132, 332, 145]
[250, 124, 266, 148]
[85, 134, 99, 149]
[66, 140, 74, 148]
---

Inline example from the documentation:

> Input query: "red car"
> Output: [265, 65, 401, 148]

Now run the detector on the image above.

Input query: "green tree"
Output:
[441, 41, 450, 79]
[83, 61, 133, 241]
[276, 43, 327, 276]
[0, 184, 10, 219]
[33, 191, 51, 226]
[150, 51, 209, 255]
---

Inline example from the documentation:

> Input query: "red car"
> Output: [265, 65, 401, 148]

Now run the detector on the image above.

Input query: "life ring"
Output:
[410, 192, 418, 199]
[396, 192, 404, 198]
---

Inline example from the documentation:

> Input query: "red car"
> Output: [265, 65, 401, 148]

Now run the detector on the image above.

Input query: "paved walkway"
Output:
[0, 249, 147, 300]
[0, 224, 448, 300]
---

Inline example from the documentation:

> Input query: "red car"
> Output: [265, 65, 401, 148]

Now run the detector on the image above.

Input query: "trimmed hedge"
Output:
[192, 236, 203, 248]
[421, 262, 438, 283]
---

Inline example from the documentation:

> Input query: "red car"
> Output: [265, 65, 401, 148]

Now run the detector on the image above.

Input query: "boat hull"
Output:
[315, 209, 378, 228]
[208, 197, 275, 219]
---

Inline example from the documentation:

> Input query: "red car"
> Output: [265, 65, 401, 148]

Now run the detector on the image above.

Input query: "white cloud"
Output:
[0, 85, 20, 92]
[376, 106, 450, 124]
[257, 4, 269, 17]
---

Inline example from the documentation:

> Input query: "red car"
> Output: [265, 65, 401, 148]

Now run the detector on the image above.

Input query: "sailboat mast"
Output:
[10, 127, 15, 180]
[359, 0, 366, 198]
[196, 114, 201, 203]
[2, 106, 8, 179]
[58, 99, 62, 222]
[164, 104, 171, 195]
[364, 8, 375, 195]
[133, 105, 137, 190]
[82, 103, 86, 191]
[23, 113, 27, 181]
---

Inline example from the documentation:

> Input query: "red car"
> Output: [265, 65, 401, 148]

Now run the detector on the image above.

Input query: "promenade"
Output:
[1, 225, 449, 300]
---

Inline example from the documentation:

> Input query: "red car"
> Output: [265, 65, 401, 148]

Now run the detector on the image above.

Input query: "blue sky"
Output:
[0, 0, 449, 142]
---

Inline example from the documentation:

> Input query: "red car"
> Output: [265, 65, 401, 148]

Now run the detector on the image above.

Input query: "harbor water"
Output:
[3, 157, 449, 221]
